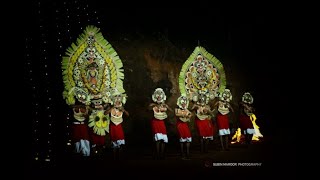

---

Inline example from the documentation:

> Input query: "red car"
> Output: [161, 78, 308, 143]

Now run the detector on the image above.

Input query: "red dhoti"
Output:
[70, 122, 90, 156]
[216, 114, 230, 136]
[89, 128, 106, 146]
[176, 118, 192, 142]
[195, 118, 214, 140]
[151, 118, 168, 143]
[110, 122, 125, 148]
[239, 114, 255, 134]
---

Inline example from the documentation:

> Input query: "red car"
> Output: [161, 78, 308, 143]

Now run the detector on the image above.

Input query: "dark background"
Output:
[24, 1, 293, 178]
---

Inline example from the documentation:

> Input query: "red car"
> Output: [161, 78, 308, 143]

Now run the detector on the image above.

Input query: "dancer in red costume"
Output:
[213, 89, 234, 151]
[149, 88, 173, 159]
[70, 104, 91, 156]
[105, 91, 129, 160]
[175, 95, 192, 159]
[191, 92, 215, 153]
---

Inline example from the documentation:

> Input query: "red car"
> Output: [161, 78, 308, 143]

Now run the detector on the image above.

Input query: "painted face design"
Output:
[220, 89, 232, 102]
[92, 99, 103, 109]
[152, 88, 166, 104]
[86, 35, 95, 47]
[198, 94, 207, 105]
[242, 92, 253, 104]
[177, 95, 189, 109]
[194, 55, 207, 73]
[88, 110, 109, 135]
[74, 88, 89, 104]
[114, 95, 123, 107]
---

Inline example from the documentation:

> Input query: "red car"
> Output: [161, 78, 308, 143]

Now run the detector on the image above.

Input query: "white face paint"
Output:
[152, 88, 166, 104]
[114, 95, 122, 107]
[75, 88, 88, 103]
[198, 94, 206, 105]
[156, 93, 163, 102]
[177, 96, 189, 109]
[181, 99, 186, 108]
[219, 89, 232, 102]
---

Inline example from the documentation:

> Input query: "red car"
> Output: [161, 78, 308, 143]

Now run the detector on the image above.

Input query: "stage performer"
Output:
[149, 88, 173, 159]
[105, 90, 129, 160]
[70, 104, 91, 156]
[239, 92, 256, 145]
[175, 95, 192, 160]
[191, 92, 215, 153]
[213, 89, 234, 150]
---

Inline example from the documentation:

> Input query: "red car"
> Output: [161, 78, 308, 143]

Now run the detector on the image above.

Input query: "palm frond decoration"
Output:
[178, 46, 226, 101]
[88, 110, 110, 135]
[61, 25, 125, 105]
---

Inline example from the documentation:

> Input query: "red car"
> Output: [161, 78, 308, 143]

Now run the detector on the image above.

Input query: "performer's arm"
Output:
[165, 104, 174, 112]
[208, 108, 216, 116]
[212, 101, 219, 110]
[190, 104, 198, 111]
[228, 102, 234, 112]
[186, 110, 192, 118]
[123, 108, 129, 116]
[175, 108, 183, 117]
[149, 103, 157, 110]
[104, 107, 112, 115]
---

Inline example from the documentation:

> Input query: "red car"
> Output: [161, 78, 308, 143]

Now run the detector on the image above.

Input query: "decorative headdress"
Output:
[242, 92, 253, 104]
[219, 89, 232, 102]
[73, 87, 91, 105]
[177, 95, 189, 109]
[110, 88, 127, 106]
[178, 46, 226, 105]
[62, 25, 125, 106]
[152, 88, 166, 104]
[62, 25, 126, 137]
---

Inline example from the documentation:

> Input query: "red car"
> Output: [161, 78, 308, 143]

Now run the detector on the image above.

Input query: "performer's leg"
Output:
[204, 139, 209, 153]
[118, 145, 123, 160]
[245, 134, 253, 146]
[200, 138, 204, 153]
[248, 134, 253, 144]
[160, 141, 165, 159]
[186, 142, 190, 159]
[225, 135, 229, 150]
[155, 141, 160, 159]
[152, 141, 156, 159]
[180, 142, 184, 158]
[220, 136, 225, 150]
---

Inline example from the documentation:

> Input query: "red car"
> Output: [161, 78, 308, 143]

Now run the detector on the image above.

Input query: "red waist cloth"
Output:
[110, 122, 125, 141]
[151, 118, 167, 135]
[70, 123, 90, 142]
[195, 118, 215, 137]
[239, 114, 254, 129]
[216, 114, 230, 130]
[176, 118, 192, 139]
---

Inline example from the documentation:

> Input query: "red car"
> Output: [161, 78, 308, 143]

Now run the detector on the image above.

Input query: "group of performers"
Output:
[70, 90, 128, 160]
[62, 26, 263, 161]
[70, 87, 261, 160]
[149, 88, 261, 160]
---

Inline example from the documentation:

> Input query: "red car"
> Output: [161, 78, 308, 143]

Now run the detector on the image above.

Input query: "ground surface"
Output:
[25, 134, 295, 179]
